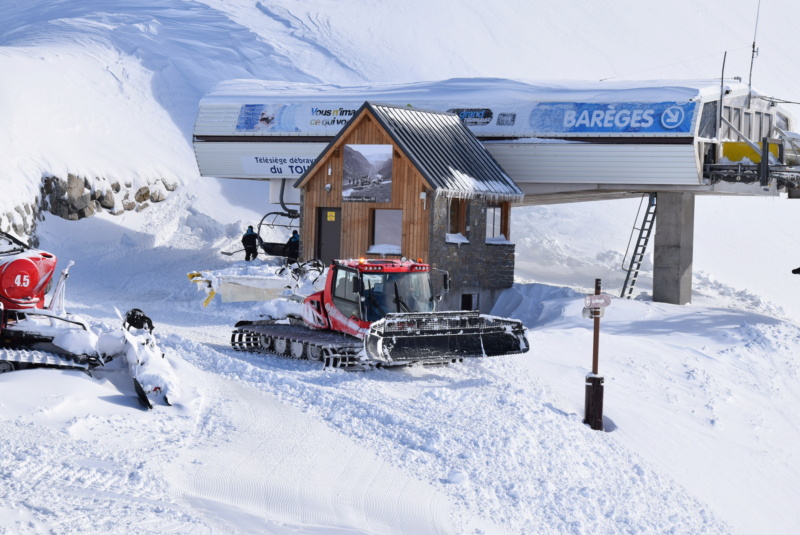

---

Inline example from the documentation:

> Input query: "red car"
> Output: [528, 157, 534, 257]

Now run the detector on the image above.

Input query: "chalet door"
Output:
[461, 293, 479, 311]
[317, 207, 341, 263]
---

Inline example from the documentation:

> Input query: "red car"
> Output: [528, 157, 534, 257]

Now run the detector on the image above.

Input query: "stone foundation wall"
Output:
[427, 192, 516, 314]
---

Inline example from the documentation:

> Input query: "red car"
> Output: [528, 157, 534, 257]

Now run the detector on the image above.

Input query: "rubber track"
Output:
[0, 347, 92, 371]
[231, 323, 367, 369]
[232, 323, 361, 350]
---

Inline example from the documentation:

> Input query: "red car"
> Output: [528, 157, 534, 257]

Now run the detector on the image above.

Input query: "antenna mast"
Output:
[719, 51, 727, 146]
[747, 0, 762, 108]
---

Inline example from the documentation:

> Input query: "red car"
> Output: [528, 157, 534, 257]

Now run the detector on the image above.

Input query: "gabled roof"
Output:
[296, 102, 524, 201]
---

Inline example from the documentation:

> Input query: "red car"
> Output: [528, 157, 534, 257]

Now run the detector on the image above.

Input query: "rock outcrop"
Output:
[0, 174, 178, 244]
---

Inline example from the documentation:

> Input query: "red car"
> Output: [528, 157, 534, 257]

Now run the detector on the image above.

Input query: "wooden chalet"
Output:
[295, 102, 524, 313]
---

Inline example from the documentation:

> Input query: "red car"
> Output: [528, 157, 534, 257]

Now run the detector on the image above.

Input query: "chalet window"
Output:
[486, 201, 510, 242]
[461, 293, 479, 311]
[370, 209, 402, 255]
[448, 198, 467, 236]
[486, 203, 503, 240]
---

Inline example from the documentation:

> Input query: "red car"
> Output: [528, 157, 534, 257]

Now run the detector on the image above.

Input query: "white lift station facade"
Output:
[192, 78, 800, 305]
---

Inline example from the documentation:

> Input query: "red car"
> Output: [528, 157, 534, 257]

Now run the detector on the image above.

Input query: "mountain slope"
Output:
[2, 1, 800, 534]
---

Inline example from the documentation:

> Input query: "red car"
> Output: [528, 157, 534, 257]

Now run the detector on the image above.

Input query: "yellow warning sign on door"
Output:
[327, 211, 336, 221]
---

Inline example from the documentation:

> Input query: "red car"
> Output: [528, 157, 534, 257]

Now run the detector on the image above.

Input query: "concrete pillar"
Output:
[653, 192, 694, 305]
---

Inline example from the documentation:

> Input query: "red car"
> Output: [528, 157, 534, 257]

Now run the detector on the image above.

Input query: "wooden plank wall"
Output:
[300, 111, 432, 262]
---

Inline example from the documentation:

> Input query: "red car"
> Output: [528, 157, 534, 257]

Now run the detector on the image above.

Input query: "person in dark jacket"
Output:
[284, 230, 300, 262]
[242, 225, 259, 261]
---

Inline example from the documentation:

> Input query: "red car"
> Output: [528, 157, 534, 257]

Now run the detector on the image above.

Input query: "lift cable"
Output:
[599, 45, 750, 82]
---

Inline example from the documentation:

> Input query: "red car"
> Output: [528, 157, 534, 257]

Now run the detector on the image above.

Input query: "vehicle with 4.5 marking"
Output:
[0, 231, 177, 408]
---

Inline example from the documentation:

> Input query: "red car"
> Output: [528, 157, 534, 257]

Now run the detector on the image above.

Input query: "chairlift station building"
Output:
[193, 78, 800, 308]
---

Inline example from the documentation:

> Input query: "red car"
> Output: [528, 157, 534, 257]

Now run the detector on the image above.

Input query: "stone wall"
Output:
[0, 201, 41, 245]
[427, 191, 516, 313]
[41, 174, 176, 221]
[0, 174, 177, 245]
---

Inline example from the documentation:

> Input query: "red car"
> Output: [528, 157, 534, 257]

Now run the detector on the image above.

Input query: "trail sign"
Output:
[582, 306, 604, 319]
[584, 278, 605, 431]
[585, 294, 612, 308]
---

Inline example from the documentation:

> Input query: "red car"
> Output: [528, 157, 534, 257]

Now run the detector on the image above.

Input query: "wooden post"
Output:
[584, 278, 605, 431]
[584, 376, 604, 431]
[592, 278, 600, 375]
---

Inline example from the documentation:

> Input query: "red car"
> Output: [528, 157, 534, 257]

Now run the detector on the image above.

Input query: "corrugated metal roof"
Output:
[367, 103, 524, 201]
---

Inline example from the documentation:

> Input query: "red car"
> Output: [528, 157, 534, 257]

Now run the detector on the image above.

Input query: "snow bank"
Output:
[0, 45, 195, 204]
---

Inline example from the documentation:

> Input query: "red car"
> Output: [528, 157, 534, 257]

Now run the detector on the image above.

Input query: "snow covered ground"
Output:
[3, 1, 800, 534]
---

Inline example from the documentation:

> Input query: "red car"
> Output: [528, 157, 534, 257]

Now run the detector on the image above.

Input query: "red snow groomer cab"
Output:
[231, 258, 529, 369]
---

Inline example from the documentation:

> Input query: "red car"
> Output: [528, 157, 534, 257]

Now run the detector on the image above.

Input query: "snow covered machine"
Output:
[0, 231, 92, 372]
[231, 258, 529, 369]
[0, 231, 176, 408]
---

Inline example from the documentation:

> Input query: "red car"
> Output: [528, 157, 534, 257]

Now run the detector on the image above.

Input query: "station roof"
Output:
[196, 78, 786, 141]
[201, 77, 755, 105]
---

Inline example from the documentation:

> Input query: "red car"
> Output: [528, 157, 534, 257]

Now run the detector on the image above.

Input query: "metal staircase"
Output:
[620, 193, 657, 299]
